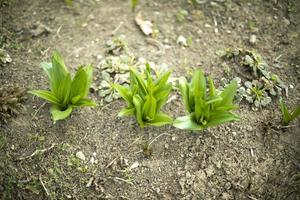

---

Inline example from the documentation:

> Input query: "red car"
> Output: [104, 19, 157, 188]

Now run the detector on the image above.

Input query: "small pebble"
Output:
[76, 151, 85, 161]
[129, 161, 139, 171]
[249, 34, 257, 45]
[204, 23, 211, 28]
[214, 28, 219, 34]
[164, 143, 169, 149]
[90, 157, 95, 164]
[177, 35, 188, 47]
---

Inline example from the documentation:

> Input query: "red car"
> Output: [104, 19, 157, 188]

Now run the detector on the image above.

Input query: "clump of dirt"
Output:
[0, 86, 26, 125]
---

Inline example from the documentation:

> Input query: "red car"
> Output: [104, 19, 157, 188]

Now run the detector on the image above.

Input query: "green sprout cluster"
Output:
[29, 51, 96, 121]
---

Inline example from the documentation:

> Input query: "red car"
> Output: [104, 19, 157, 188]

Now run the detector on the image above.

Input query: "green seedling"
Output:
[29, 51, 96, 121]
[261, 74, 286, 96]
[105, 35, 130, 56]
[220, 77, 245, 102]
[244, 80, 271, 107]
[114, 64, 173, 128]
[131, 0, 139, 11]
[64, 0, 73, 6]
[176, 9, 189, 22]
[174, 69, 239, 131]
[279, 99, 300, 125]
[243, 50, 268, 77]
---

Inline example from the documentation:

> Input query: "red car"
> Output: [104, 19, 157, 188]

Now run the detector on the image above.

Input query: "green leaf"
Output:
[155, 84, 172, 112]
[118, 107, 135, 117]
[153, 70, 171, 94]
[206, 112, 239, 127]
[52, 51, 68, 75]
[133, 95, 144, 127]
[179, 77, 191, 113]
[73, 98, 96, 107]
[290, 105, 300, 122]
[145, 63, 153, 88]
[280, 99, 291, 125]
[193, 70, 206, 122]
[58, 73, 72, 105]
[130, 68, 148, 96]
[50, 105, 73, 121]
[173, 114, 204, 130]
[218, 81, 237, 106]
[29, 90, 61, 106]
[113, 83, 132, 104]
[142, 94, 156, 121]
[215, 105, 238, 111]
[208, 76, 216, 97]
[131, 0, 139, 11]
[70, 66, 88, 103]
[205, 96, 222, 105]
[153, 84, 171, 101]
[41, 62, 52, 80]
[82, 64, 93, 97]
[50, 51, 69, 94]
[145, 112, 173, 127]
[71, 95, 82, 105]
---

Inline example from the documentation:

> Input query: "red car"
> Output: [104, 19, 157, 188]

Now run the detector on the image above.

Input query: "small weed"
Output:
[176, 9, 189, 22]
[280, 99, 300, 125]
[244, 80, 271, 108]
[67, 154, 81, 168]
[142, 142, 153, 158]
[27, 133, 46, 142]
[131, 0, 139, 11]
[248, 20, 258, 32]
[105, 35, 130, 56]
[217, 47, 287, 108]
[0, 48, 12, 64]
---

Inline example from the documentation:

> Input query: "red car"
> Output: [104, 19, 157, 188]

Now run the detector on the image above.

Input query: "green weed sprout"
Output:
[114, 64, 173, 128]
[279, 99, 300, 125]
[29, 51, 96, 121]
[174, 69, 240, 131]
[131, 0, 139, 11]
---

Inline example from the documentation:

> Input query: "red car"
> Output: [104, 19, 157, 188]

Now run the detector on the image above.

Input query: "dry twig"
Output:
[17, 143, 58, 161]
[39, 174, 50, 196]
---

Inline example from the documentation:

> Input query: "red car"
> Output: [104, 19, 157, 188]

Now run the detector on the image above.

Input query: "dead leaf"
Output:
[129, 161, 139, 171]
[135, 11, 153, 36]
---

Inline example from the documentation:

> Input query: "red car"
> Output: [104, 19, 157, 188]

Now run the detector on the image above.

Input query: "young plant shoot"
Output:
[174, 69, 240, 131]
[29, 51, 96, 121]
[114, 64, 173, 128]
[279, 99, 300, 125]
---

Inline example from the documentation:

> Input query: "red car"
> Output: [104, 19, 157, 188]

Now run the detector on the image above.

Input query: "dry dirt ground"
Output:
[0, 0, 300, 199]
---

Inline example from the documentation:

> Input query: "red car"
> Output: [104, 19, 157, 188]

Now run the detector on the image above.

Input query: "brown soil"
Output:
[0, 0, 299, 199]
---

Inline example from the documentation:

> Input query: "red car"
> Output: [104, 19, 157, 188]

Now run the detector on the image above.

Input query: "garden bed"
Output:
[0, 0, 299, 199]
